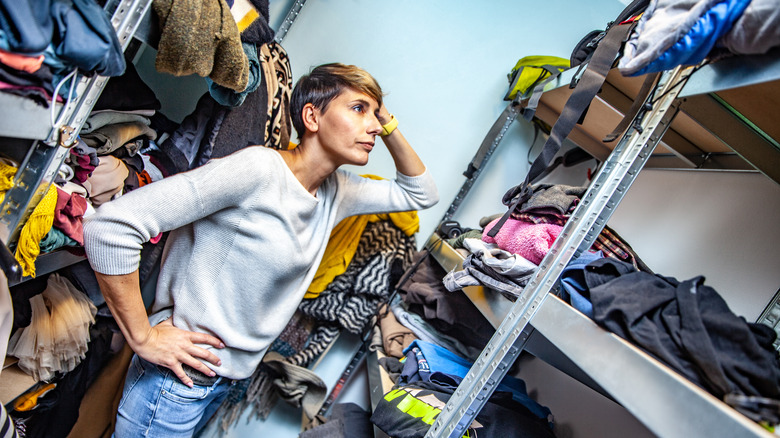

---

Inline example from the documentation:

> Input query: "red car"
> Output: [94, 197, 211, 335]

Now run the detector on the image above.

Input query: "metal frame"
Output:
[757, 289, 780, 351]
[440, 103, 522, 223]
[424, 65, 695, 438]
[275, 0, 308, 44]
[0, 0, 152, 248]
[680, 93, 780, 184]
[531, 294, 772, 438]
[425, 233, 611, 399]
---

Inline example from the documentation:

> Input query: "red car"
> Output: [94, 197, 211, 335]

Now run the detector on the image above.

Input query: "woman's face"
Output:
[315, 88, 383, 167]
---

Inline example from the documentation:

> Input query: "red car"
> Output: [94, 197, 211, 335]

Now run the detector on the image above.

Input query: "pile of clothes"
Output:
[619, 0, 780, 76]
[559, 252, 780, 426]
[443, 184, 649, 301]
[0, 0, 126, 107]
[1, 0, 293, 278]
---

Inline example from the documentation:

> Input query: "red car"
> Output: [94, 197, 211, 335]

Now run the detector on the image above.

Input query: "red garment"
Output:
[53, 187, 88, 245]
[70, 149, 98, 183]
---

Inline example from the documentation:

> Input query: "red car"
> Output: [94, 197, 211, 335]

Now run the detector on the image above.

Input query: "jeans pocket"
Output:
[161, 378, 210, 404]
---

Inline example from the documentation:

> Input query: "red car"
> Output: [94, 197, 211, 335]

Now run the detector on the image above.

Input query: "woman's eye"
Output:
[352, 104, 364, 113]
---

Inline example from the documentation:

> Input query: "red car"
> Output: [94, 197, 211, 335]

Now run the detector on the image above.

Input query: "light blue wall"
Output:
[196, 2, 637, 437]
[272, 0, 627, 242]
[197, 2, 780, 437]
[135, 2, 780, 437]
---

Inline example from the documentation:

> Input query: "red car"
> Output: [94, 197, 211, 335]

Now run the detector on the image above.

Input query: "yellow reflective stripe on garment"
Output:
[384, 388, 407, 401]
[384, 389, 441, 425]
[396, 392, 441, 425]
[383, 388, 480, 436]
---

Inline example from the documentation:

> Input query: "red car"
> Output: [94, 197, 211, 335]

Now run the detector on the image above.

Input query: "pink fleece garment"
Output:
[482, 217, 563, 265]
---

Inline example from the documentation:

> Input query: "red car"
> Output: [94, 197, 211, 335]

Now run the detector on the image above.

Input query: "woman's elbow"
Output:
[420, 189, 440, 209]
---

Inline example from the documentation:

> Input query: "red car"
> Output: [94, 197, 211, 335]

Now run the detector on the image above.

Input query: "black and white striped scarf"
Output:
[289, 220, 415, 366]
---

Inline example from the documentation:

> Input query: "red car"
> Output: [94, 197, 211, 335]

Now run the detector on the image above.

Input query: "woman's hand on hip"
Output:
[133, 318, 225, 387]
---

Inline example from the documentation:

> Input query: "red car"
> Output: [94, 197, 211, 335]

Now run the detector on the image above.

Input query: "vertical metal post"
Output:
[439, 104, 522, 223]
[275, 0, 308, 44]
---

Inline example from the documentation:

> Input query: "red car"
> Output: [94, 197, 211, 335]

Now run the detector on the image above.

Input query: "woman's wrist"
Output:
[380, 115, 398, 136]
[376, 109, 393, 125]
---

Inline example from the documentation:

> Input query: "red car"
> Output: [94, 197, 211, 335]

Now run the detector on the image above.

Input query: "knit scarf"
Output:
[1, 162, 60, 277]
[15, 184, 58, 278]
[291, 220, 416, 366]
[0, 161, 16, 199]
[261, 42, 292, 150]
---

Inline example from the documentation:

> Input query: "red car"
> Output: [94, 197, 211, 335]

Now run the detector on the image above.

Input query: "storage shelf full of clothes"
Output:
[426, 209, 778, 437]
[531, 50, 780, 185]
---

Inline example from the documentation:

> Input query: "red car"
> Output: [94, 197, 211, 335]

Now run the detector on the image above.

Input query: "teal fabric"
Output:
[206, 42, 262, 107]
[39, 228, 79, 253]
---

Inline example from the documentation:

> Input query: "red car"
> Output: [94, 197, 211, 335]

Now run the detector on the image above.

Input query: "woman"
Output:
[83, 63, 438, 437]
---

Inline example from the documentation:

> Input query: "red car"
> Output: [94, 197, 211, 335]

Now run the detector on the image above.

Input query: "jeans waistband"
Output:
[181, 363, 220, 386]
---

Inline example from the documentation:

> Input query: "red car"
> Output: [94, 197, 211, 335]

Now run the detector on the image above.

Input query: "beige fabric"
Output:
[378, 303, 416, 358]
[83, 156, 129, 208]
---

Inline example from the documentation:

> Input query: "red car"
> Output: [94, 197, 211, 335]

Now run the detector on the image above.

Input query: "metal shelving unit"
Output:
[421, 51, 780, 438]
[532, 47, 780, 184]
[0, 0, 153, 407]
[0, 0, 152, 252]
[426, 234, 771, 437]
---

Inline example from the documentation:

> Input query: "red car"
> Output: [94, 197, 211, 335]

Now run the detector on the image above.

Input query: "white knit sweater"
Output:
[83, 146, 438, 378]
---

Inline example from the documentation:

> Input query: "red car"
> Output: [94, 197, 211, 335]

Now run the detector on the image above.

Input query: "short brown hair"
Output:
[290, 63, 383, 138]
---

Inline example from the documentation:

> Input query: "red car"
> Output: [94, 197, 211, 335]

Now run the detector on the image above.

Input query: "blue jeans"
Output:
[113, 354, 232, 437]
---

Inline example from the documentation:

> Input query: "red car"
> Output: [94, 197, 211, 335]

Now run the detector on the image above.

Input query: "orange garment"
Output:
[13, 382, 57, 412]
[137, 170, 153, 187]
[0, 49, 44, 73]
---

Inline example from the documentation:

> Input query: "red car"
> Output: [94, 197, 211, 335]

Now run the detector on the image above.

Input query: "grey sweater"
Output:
[83, 146, 438, 379]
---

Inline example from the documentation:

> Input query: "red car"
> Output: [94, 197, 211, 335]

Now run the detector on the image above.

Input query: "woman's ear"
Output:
[302, 103, 319, 133]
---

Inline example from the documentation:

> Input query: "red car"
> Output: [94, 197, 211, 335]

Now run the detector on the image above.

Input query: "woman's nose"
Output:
[368, 116, 383, 135]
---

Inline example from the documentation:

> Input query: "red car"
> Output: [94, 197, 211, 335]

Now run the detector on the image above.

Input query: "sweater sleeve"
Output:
[83, 149, 267, 275]
[334, 168, 439, 222]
